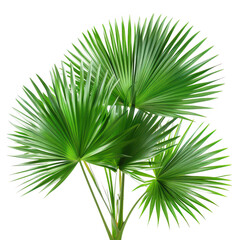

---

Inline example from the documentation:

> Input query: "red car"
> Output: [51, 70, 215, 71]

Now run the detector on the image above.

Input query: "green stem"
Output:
[118, 171, 125, 229]
[79, 162, 113, 240]
[84, 162, 110, 210]
[85, 163, 119, 235]
[104, 168, 119, 238]
[123, 193, 145, 229]
[116, 193, 145, 240]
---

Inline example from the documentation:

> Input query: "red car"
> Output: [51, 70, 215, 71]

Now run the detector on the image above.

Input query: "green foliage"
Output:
[67, 15, 222, 118]
[9, 15, 230, 239]
[139, 122, 230, 225]
[10, 62, 179, 194]
[108, 106, 178, 180]
[10, 64, 125, 194]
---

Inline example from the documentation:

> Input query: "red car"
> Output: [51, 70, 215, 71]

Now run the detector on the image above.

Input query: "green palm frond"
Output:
[109, 106, 178, 180]
[9, 64, 131, 195]
[66, 15, 222, 118]
[139, 122, 230, 225]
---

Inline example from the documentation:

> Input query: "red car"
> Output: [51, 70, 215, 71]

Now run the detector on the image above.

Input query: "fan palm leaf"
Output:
[108, 106, 178, 180]
[66, 15, 222, 118]
[9, 64, 129, 195]
[139, 122, 230, 225]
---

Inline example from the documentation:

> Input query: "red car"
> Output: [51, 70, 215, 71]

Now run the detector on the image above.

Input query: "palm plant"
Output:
[10, 15, 230, 240]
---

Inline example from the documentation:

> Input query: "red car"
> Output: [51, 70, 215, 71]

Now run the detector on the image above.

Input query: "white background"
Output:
[0, 0, 239, 239]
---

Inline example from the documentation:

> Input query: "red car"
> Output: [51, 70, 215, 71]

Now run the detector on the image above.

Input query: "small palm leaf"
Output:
[9, 64, 130, 195]
[66, 15, 222, 118]
[139, 122, 230, 225]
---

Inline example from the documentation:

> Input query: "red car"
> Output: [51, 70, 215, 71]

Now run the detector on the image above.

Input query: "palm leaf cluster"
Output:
[10, 15, 229, 235]
[10, 63, 178, 194]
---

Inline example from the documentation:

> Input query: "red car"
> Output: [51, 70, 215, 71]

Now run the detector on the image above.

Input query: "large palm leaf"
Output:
[9, 64, 129, 195]
[66, 15, 222, 118]
[139, 122, 230, 225]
